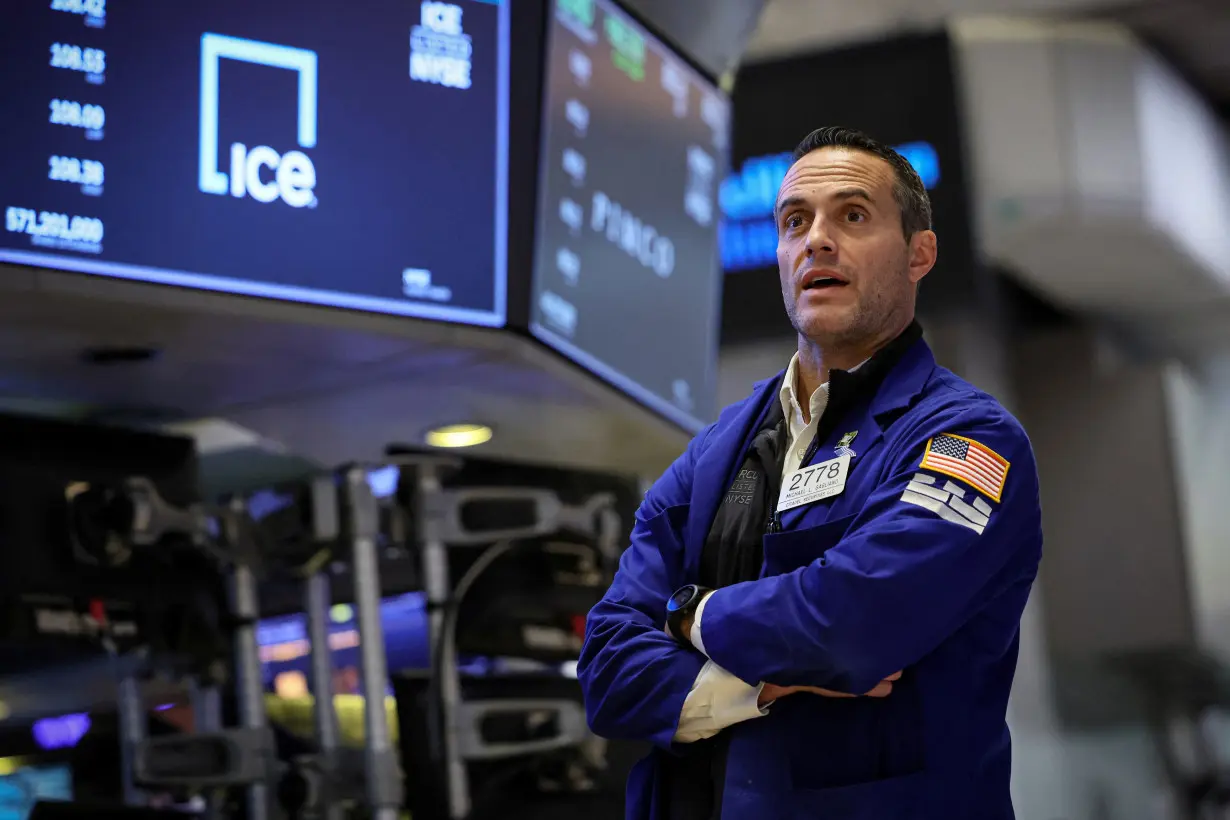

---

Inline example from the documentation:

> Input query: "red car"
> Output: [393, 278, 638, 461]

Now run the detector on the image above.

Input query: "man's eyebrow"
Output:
[774, 188, 878, 220]
[774, 195, 807, 221]
[834, 187, 875, 204]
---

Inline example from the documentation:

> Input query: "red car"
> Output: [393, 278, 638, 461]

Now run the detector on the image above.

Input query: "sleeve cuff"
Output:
[690, 590, 714, 657]
[673, 660, 769, 744]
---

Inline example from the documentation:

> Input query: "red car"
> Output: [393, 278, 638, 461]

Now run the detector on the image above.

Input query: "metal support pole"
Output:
[417, 463, 471, 819]
[116, 669, 147, 807]
[231, 552, 270, 820]
[305, 571, 344, 820]
[190, 681, 223, 733]
[347, 467, 403, 820]
[189, 679, 224, 819]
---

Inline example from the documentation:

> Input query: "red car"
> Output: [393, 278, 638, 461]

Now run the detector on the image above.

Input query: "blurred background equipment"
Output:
[225, 450, 641, 819]
[389, 453, 635, 819]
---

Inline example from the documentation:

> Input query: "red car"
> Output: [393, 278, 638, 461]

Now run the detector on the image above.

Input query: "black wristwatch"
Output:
[666, 584, 711, 642]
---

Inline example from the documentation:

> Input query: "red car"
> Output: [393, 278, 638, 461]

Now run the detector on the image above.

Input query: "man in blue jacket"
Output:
[577, 126, 1043, 819]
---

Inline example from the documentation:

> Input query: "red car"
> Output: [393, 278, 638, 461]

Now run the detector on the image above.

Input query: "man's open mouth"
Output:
[803, 276, 847, 290]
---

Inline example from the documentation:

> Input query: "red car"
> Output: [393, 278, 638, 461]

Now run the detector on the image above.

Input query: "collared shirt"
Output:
[778, 352, 867, 478]
[674, 353, 868, 744]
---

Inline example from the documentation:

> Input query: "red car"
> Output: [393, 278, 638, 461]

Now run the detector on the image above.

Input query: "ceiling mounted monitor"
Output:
[530, 0, 731, 431]
[0, 0, 510, 327]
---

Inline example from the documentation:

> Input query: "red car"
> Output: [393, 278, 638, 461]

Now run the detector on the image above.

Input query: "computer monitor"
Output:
[0, 0, 510, 327]
[530, 0, 730, 431]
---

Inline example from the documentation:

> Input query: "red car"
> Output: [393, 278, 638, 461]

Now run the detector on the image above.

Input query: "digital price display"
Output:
[531, 0, 729, 431]
[0, 0, 510, 326]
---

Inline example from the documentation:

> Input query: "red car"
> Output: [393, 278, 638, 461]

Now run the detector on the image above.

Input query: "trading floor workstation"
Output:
[0, 0, 730, 817]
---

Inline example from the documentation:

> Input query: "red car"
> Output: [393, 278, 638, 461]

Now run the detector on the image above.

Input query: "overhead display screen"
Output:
[531, 0, 730, 431]
[0, 0, 509, 326]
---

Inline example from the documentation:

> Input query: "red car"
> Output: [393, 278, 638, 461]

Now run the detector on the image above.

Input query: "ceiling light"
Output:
[425, 423, 493, 449]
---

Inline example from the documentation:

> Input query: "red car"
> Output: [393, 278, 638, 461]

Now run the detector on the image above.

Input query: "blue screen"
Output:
[0, 765, 72, 820]
[0, 0, 509, 326]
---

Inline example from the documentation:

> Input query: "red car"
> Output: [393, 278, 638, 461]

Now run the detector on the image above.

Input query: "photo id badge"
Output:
[777, 454, 851, 513]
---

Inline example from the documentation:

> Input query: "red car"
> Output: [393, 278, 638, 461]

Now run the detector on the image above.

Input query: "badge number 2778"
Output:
[777, 454, 851, 513]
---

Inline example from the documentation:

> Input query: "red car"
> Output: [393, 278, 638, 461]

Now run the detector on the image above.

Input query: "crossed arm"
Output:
[577, 403, 1041, 746]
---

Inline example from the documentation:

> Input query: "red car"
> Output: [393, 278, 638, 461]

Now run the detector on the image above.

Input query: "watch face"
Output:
[668, 586, 696, 611]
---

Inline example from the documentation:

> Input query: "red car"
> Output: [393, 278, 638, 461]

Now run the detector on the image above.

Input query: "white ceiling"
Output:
[1111, 0, 1230, 115]
[740, 0, 1230, 122]
[741, 0, 1125, 61]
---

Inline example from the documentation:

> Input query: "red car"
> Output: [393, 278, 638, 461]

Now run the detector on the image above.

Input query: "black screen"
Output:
[0, 0, 509, 326]
[718, 33, 976, 344]
[530, 0, 729, 431]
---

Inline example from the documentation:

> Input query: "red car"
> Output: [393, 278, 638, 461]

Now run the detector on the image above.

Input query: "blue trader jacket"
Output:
[578, 335, 1043, 819]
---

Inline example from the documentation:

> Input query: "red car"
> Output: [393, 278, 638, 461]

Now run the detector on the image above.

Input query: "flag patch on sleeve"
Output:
[919, 433, 1010, 502]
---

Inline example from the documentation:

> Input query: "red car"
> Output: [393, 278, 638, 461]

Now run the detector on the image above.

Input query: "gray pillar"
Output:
[923, 305, 1079, 820]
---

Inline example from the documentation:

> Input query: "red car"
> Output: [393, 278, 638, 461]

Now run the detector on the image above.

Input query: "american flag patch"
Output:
[919, 434, 1010, 502]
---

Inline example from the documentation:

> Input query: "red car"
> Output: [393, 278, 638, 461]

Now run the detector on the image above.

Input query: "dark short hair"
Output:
[790, 126, 932, 237]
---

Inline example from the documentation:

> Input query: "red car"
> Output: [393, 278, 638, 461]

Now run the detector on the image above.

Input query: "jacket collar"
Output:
[824, 320, 925, 434]
[683, 322, 935, 574]
[751, 319, 931, 431]
[867, 326, 935, 428]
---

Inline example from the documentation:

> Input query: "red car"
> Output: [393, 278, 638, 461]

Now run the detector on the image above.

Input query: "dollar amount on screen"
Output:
[49, 99, 105, 130]
[48, 155, 105, 186]
[5, 208, 104, 244]
[50, 0, 106, 20]
[50, 43, 106, 75]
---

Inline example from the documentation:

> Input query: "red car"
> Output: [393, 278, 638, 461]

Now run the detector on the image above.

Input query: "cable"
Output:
[428, 539, 520, 714]
[425, 539, 519, 816]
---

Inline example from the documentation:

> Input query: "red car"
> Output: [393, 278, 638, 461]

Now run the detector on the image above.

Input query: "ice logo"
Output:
[198, 34, 318, 208]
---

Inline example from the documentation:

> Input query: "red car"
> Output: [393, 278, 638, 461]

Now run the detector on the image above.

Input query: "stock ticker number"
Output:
[50, 0, 106, 22]
[50, 43, 106, 75]
[49, 98, 105, 131]
[48, 155, 105, 187]
[6, 207, 105, 246]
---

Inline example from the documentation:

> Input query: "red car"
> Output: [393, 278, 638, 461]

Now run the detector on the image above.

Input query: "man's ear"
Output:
[908, 230, 937, 285]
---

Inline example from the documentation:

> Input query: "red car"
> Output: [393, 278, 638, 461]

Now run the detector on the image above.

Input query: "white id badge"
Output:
[777, 454, 851, 513]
